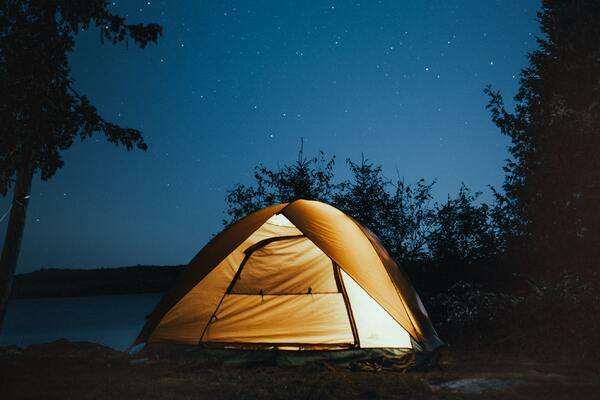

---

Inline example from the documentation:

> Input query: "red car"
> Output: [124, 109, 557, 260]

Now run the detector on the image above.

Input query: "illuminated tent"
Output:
[135, 200, 442, 352]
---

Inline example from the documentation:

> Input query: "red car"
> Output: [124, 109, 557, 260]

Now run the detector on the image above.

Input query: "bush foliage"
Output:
[225, 148, 504, 290]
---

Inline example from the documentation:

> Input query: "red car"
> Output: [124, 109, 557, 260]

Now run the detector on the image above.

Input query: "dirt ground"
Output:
[0, 340, 598, 400]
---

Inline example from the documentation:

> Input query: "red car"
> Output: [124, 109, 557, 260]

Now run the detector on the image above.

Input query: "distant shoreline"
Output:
[10, 265, 185, 299]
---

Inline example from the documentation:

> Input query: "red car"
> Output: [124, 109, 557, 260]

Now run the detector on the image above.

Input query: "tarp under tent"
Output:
[134, 200, 442, 365]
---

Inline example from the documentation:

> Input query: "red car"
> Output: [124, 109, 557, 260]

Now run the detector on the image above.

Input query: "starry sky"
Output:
[1, 0, 541, 272]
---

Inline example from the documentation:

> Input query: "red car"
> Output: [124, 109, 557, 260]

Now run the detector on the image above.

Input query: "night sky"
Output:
[1, 1, 541, 272]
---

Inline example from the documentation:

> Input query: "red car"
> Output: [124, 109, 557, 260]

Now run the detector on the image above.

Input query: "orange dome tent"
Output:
[135, 200, 442, 353]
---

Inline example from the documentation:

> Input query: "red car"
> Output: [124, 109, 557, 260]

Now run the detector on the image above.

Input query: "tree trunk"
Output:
[0, 164, 34, 332]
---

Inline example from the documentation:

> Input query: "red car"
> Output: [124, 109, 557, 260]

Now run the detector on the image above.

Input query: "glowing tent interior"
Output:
[135, 200, 443, 353]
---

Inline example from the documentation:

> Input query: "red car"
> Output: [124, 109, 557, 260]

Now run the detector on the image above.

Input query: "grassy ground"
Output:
[0, 341, 598, 400]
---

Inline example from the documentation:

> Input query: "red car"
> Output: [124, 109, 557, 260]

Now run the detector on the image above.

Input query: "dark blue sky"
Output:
[1, 0, 541, 272]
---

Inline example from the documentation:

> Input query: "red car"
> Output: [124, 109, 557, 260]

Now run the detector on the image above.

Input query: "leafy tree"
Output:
[333, 156, 436, 266]
[334, 155, 390, 231]
[427, 185, 499, 288]
[224, 149, 509, 295]
[0, 1, 162, 328]
[486, 0, 600, 279]
[225, 151, 440, 269]
[224, 144, 336, 225]
[381, 178, 436, 266]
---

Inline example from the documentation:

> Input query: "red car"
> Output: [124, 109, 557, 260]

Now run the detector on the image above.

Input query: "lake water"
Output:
[0, 293, 163, 351]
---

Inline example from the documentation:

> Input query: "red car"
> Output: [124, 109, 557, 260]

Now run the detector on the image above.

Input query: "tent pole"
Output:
[333, 262, 360, 348]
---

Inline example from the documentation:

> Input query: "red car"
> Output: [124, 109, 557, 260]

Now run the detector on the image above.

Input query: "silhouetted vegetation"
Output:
[225, 148, 502, 290]
[0, 1, 162, 329]
[224, 1, 600, 360]
[10, 266, 184, 299]
[485, 0, 600, 281]
[224, 148, 600, 359]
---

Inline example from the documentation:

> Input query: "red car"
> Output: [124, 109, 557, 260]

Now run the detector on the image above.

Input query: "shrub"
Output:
[426, 281, 519, 348]
[426, 274, 600, 360]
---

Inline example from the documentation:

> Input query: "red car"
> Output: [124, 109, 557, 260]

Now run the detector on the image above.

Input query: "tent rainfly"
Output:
[135, 200, 443, 352]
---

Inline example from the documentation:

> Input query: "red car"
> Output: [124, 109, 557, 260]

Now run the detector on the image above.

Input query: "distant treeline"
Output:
[10, 266, 184, 299]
